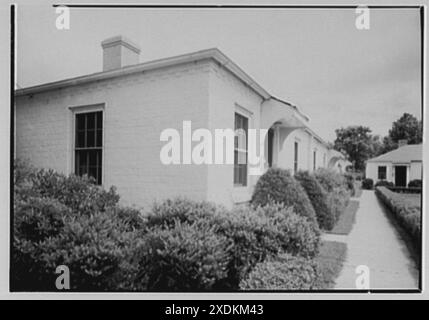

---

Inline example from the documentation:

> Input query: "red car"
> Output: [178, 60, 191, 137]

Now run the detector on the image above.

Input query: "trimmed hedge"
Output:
[408, 179, 422, 188]
[294, 171, 334, 230]
[133, 221, 232, 291]
[375, 187, 421, 251]
[13, 161, 323, 291]
[327, 187, 350, 222]
[250, 168, 317, 225]
[362, 178, 374, 190]
[314, 168, 346, 193]
[374, 180, 394, 188]
[239, 253, 320, 290]
[143, 200, 320, 289]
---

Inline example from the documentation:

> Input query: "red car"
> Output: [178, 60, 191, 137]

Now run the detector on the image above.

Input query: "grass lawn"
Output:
[329, 200, 360, 235]
[315, 241, 347, 289]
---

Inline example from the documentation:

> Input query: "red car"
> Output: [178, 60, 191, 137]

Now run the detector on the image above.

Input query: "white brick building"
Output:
[365, 143, 422, 187]
[15, 36, 349, 208]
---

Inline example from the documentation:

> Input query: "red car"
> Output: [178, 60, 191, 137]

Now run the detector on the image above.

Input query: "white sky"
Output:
[16, 4, 422, 142]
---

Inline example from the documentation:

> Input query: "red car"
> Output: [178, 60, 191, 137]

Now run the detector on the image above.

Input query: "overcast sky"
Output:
[17, 5, 422, 142]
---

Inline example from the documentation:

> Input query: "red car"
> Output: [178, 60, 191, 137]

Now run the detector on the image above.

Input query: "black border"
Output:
[10, 3, 425, 294]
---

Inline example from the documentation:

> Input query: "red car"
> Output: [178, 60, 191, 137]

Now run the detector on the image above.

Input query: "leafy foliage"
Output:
[294, 171, 334, 230]
[12, 161, 140, 291]
[133, 221, 232, 291]
[375, 187, 421, 251]
[250, 168, 317, 225]
[408, 179, 422, 188]
[374, 180, 394, 188]
[333, 126, 376, 171]
[361, 178, 374, 190]
[239, 253, 320, 290]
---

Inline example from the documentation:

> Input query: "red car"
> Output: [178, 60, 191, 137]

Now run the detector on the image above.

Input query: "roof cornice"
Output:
[15, 48, 271, 99]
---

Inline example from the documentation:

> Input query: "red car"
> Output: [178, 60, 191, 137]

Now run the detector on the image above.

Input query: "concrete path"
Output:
[334, 190, 419, 290]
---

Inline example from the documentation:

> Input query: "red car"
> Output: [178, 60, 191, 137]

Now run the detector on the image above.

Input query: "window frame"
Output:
[294, 141, 299, 174]
[313, 150, 317, 171]
[234, 111, 249, 187]
[378, 166, 387, 180]
[70, 104, 105, 185]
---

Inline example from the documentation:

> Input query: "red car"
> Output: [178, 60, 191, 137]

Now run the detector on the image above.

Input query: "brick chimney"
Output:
[398, 139, 408, 147]
[101, 36, 141, 71]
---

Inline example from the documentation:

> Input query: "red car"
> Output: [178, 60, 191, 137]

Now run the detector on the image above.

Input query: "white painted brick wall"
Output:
[15, 60, 212, 209]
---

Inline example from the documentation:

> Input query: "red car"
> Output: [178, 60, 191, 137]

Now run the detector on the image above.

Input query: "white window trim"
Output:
[233, 104, 253, 190]
[69, 103, 105, 186]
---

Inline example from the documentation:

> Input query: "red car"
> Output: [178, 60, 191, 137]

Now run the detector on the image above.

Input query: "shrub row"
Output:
[250, 168, 350, 232]
[137, 200, 321, 290]
[13, 161, 321, 291]
[375, 186, 421, 251]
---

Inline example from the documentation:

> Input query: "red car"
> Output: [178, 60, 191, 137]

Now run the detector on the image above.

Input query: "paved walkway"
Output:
[333, 190, 419, 290]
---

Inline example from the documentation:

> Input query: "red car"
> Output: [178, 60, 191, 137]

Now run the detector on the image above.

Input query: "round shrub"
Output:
[213, 204, 320, 289]
[362, 178, 374, 190]
[294, 171, 334, 230]
[145, 197, 220, 229]
[250, 168, 317, 224]
[314, 168, 346, 192]
[408, 179, 422, 188]
[239, 253, 320, 290]
[133, 221, 232, 291]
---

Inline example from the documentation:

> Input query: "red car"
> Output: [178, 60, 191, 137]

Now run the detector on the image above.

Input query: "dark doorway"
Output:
[267, 128, 274, 167]
[395, 166, 407, 187]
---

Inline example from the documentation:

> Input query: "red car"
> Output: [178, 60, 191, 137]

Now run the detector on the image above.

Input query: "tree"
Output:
[388, 113, 422, 145]
[379, 113, 422, 154]
[333, 126, 375, 171]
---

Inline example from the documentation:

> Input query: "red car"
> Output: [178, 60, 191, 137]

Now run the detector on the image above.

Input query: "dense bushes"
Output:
[12, 160, 141, 291]
[408, 179, 422, 188]
[375, 187, 421, 251]
[16, 161, 352, 291]
[314, 168, 346, 193]
[374, 180, 394, 188]
[142, 201, 320, 289]
[362, 178, 374, 190]
[133, 221, 232, 291]
[239, 254, 320, 290]
[250, 168, 317, 225]
[14, 161, 323, 291]
[312, 168, 350, 229]
[294, 171, 334, 230]
[344, 174, 355, 196]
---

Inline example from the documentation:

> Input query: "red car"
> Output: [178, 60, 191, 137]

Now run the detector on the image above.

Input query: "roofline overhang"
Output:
[15, 48, 272, 100]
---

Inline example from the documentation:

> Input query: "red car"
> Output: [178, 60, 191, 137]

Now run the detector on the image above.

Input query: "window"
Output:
[378, 166, 387, 180]
[234, 113, 248, 186]
[313, 150, 317, 171]
[294, 142, 299, 174]
[267, 128, 274, 167]
[75, 111, 103, 184]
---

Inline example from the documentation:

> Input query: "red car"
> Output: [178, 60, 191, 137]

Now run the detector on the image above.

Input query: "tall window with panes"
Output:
[75, 111, 103, 184]
[234, 113, 248, 186]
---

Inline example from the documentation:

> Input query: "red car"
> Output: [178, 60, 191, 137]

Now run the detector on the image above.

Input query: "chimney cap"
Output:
[101, 35, 141, 54]
[398, 139, 408, 147]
